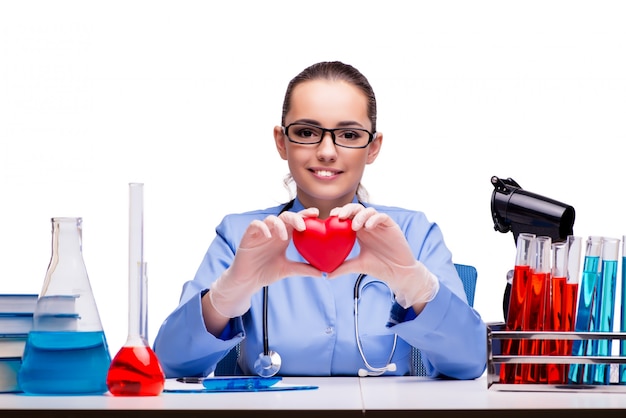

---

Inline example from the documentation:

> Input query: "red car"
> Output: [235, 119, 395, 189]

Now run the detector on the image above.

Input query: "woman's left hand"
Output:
[327, 203, 439, 309]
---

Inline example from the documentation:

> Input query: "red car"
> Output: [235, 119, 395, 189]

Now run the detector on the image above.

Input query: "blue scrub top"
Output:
[153, 198, 487, 379]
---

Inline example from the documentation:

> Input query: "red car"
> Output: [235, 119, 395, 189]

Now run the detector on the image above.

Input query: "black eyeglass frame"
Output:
[282, 123, 376, 149]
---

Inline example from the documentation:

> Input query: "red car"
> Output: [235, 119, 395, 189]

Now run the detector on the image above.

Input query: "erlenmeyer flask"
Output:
[106, 183, 164, 396]
[18, 217, 112, 395]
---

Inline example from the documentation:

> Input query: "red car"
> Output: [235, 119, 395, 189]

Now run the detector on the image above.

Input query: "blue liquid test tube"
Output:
[568, 236, 603, 385]
[591, 237, 619, 385]
[618, 235, 626, 385]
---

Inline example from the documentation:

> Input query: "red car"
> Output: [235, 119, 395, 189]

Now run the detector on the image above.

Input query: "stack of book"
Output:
[0, 294, 38, 393]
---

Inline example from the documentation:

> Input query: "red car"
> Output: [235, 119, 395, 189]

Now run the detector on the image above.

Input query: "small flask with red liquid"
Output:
[107, 183, 165, 396]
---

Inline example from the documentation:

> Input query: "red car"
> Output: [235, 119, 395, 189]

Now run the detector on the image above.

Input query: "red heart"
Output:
[292, 216, 357, 273]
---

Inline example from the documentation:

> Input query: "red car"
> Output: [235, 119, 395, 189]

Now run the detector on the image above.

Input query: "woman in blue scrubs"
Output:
[153, 61, 487, 380]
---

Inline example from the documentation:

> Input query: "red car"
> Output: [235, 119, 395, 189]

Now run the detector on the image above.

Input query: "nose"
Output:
[316, 131, 337, 161]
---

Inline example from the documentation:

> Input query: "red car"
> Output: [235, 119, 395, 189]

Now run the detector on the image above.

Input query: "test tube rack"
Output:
[487, 322, 626, 393]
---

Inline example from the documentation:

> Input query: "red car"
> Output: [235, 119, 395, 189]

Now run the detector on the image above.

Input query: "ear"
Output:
[274, 125, 288, 160]
[365, 132, 383, 164]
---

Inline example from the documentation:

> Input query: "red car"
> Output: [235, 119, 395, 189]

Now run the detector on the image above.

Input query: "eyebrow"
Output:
[292, 119, 367, 129]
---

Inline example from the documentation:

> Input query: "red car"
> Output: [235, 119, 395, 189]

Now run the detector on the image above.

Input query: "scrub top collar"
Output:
[288, 196, 362, 214]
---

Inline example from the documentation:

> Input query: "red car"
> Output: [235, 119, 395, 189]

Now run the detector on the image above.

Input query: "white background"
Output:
[1, 1, 625, 356]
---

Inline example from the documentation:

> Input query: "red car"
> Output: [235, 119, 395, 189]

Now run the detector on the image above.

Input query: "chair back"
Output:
[410, 263, 477, 376]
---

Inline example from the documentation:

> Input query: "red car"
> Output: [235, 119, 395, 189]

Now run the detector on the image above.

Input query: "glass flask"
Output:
[106, 183, 165, 396]
[18, 217, 112, 395]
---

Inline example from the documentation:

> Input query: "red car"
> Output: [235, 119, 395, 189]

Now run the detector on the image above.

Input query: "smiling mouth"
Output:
[311, 169, 339, 177]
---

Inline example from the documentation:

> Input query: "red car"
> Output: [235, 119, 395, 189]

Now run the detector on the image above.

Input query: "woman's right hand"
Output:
[208, 207, 323, 318]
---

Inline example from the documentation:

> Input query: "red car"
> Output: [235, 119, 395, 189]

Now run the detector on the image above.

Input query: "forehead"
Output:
[287, 79, 369, 125]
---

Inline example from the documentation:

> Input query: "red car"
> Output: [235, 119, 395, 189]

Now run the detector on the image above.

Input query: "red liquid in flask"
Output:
[107, 345, 165, 396]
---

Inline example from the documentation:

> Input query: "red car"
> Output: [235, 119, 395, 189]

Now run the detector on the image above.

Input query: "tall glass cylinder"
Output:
[500, 233, 535, 384]
[106, 183, 164, 396]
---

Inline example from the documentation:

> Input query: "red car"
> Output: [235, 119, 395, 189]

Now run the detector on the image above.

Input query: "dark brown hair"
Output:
[281, 61, 377, 132]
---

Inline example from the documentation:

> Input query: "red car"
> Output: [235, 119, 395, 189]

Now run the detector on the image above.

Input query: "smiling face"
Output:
[274, 79, 383, 218]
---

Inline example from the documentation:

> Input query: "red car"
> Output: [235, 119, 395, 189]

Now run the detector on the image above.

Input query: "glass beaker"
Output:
[106, 183, 165, 396]
[18, 217, 112, 395]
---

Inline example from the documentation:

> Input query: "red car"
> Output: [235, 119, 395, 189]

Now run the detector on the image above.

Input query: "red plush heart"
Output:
[292, 216, 357, 273]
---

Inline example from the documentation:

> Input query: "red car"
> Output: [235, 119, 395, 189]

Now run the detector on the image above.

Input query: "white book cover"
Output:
[0, 294, 38, 314]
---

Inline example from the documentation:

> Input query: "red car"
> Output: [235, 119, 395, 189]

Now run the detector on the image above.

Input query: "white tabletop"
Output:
[0, 377, 361, 411]
[360, 375, 626, 411]
[3, 375, 626, 416]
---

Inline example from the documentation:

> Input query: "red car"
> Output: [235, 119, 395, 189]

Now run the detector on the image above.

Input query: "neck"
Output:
[296, 193, 358, 219]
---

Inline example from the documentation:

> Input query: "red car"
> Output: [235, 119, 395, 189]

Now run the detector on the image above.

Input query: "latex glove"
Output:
[328, 204, 439, 309]
[209, 207, 322, 318]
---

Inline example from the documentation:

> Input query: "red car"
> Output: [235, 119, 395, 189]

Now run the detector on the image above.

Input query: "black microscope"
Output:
[490, 176, 576, 319]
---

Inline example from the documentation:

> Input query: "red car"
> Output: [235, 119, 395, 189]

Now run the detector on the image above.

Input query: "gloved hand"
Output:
[328, 204, 439, 309]
[209, 207, 322, 318]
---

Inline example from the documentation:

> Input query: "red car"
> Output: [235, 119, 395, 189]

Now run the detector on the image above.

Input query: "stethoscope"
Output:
[253, 200, 398, 377]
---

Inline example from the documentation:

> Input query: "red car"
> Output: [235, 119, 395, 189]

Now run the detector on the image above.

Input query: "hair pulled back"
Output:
[281, 61, 377, 132]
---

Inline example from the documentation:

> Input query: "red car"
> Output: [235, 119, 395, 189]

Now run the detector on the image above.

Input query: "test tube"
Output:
[563, 236, 582, 372]
[568, 236, 603, 384]
[521, 236, 551, 384]
[546, 241, 567, 384]
[620, 235, 626, 385]
[592, 237, 620, 385]
[500, 233, 535, 384]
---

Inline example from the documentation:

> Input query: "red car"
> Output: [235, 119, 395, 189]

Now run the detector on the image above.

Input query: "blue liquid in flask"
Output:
[18, 330, 112, 395]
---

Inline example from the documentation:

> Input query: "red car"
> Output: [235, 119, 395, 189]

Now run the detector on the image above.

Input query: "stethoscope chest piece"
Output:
[254, 350, 282, 377]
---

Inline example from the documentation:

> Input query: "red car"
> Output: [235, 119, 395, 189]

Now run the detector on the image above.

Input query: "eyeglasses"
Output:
[282, 123, 375, 149]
